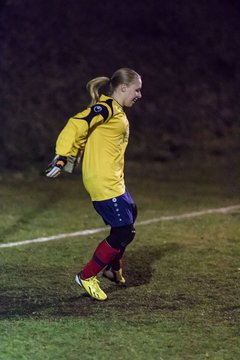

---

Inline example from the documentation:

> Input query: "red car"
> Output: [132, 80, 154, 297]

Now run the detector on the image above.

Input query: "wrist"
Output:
[56, 155, 67, 166]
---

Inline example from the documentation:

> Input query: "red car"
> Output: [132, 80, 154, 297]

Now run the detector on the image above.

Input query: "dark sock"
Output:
[108, 247, 125, 271]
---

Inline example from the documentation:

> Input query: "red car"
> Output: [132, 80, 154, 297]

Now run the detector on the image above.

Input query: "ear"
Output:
[121, 84, 127, 92]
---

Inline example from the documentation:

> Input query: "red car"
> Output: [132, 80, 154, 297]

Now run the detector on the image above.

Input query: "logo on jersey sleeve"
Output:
[93, 105, 102, 113]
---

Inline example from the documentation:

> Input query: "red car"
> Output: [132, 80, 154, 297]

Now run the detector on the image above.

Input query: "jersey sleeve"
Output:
[55, 102, 113, 157]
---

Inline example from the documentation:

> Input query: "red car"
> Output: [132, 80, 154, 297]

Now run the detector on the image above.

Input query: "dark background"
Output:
[0, 0, 240, 171]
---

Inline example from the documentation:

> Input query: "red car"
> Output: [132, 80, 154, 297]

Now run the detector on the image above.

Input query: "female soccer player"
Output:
[46, 68, 142, 300]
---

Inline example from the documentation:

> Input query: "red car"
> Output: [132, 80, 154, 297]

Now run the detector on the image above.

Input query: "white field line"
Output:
[0, 204, 240, 249]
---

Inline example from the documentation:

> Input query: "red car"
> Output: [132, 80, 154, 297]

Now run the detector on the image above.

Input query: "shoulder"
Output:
[97, 95, 114, 119]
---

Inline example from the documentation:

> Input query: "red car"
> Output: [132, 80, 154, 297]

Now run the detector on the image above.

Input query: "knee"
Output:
[107, 224, 136, 249]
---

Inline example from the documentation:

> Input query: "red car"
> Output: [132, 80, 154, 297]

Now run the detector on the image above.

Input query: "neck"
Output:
[111, 91, 124, 107]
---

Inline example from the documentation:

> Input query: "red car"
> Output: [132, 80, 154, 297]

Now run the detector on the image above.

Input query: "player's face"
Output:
[122, 77, 142, 107]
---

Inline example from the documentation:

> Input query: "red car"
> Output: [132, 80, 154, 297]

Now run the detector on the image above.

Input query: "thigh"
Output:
[93, 191, 137, 227]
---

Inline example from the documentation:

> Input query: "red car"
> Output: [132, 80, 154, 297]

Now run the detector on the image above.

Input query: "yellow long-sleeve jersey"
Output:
[56, 94, 129, 201]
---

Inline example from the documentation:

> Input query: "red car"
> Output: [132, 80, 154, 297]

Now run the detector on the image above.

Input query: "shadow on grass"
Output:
[0, 243, 180, 319]
[0, 293, 101, 319]
[124, 242, 180, 287]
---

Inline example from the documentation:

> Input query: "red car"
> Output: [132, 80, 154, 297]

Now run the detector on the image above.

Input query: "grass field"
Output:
[0, 159, 240, 360]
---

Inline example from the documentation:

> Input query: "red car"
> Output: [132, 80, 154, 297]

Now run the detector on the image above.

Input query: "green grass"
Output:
[0, 160, 240, 360]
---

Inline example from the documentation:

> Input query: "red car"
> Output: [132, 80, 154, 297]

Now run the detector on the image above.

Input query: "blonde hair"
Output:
[86, 68, 141, 106]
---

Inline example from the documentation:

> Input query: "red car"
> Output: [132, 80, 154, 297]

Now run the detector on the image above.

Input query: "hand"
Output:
[45, 155, 67, 178]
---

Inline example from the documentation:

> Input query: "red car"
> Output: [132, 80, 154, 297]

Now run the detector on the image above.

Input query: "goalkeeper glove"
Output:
[45, 155, 67, 178]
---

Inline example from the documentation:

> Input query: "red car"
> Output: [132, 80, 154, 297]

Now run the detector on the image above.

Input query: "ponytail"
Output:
[86, 76, 110, 106]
